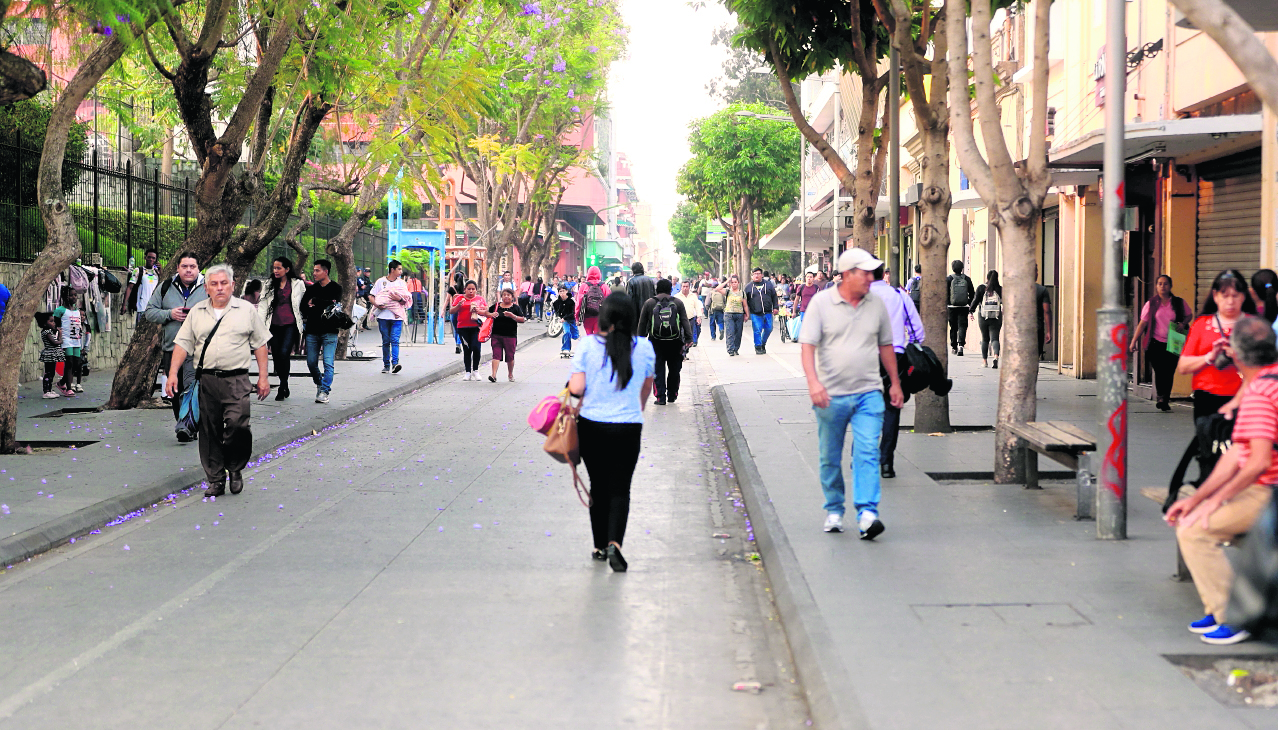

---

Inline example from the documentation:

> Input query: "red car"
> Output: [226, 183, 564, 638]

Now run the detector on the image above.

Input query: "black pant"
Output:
[579, 417, 642, 549]
[1193, 390, 1234, 421]
[269, 324, 298, 387]
[651, 339, 684, 401]
[1146, 339, 1177, 403]
[198, 373, 253, 481]
[977, 316, 1002, 360]
[881, 402, 901, 468]
[43, 362, 57, 392]
[948, 306, 969, 349]
[458, 326, 481, 372]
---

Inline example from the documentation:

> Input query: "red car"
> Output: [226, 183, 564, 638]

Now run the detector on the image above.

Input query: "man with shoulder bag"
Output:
[870, 263, 925, 479]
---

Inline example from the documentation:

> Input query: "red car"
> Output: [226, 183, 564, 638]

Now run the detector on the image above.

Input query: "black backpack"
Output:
[649, 298, 682, 341]
[949, 275, 971, 306]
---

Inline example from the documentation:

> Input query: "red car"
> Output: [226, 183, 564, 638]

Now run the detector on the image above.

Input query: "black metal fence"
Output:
[0, 135, 386, 277]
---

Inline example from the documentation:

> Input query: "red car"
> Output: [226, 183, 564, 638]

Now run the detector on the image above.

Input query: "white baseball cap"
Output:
[836, 247, 884, 273]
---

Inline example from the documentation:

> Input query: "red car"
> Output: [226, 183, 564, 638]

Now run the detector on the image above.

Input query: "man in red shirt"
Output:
[1167, 316, 1278, 645]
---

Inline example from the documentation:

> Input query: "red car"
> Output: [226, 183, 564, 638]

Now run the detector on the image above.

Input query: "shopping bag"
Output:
[788, 316, 802, 341]
[1166, 322, 1187, 355]
[478, 316, 494, 343]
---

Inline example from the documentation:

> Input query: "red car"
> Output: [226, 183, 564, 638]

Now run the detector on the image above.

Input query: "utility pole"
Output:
[889, 47, 901, 287]
[1096, 0, 1128, 539]
[832, 83, 841, 261]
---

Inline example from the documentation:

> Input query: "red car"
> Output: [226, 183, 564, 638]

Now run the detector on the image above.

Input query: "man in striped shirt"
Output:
[1167, 316, 1278, 645]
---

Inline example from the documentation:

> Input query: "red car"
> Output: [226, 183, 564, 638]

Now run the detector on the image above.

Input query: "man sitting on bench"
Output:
[1165, 317, 1278, 646]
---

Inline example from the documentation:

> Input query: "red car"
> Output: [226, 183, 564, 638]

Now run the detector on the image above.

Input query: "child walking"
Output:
[52, 287, 85, 395]
[34, 312, 66, 398]
[553, 284, 578, 358]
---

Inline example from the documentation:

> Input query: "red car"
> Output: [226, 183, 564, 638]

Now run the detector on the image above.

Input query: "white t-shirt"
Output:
[212, 306, 228, 321]
[134, 267, 160, 310]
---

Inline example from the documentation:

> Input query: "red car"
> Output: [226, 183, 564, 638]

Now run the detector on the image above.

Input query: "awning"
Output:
[1177, 2, 1278, 31]
[1049, 114, 1262, 167]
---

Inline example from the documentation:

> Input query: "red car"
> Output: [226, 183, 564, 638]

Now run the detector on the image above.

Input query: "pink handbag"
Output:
[528, 389, 568, 435]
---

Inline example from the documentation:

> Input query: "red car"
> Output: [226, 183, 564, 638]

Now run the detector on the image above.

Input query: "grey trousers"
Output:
[198, 373, 253, 482]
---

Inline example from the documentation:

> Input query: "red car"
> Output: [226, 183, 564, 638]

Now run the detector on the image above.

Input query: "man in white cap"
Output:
[798, 247, 905, 539]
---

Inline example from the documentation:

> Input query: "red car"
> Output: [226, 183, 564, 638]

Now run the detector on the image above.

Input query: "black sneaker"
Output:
[881, 464, 896, 479]
[606, 544, 628, 572]
[392, 363, 402, 374]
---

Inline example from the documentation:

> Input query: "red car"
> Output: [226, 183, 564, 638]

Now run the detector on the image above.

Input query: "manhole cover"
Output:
[1166, 654, 1278, 707]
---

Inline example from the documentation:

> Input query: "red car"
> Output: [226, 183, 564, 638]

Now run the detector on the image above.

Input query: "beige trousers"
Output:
[1176, 482, 1272, 620]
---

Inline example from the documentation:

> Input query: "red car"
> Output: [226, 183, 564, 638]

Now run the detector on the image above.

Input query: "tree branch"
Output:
[141, 25, 176, 80]
[970, 0, 1019, 191]
[1025, 0, 1052, 191]
[1167, 0, 1278, 115]
[945, 0, 995, 200]
[766, 35, 855, 192]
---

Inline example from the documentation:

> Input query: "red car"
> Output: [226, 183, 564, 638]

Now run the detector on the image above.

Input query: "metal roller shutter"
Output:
[1196, 149, 1262, 308]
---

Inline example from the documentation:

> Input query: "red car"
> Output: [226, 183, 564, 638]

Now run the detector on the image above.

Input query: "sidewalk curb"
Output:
[0, 333, 547, 569]
[711, 384, 870, 730]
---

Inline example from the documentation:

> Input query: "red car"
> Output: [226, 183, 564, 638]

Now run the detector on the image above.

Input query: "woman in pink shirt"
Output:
[1130, 274, 1192, 411]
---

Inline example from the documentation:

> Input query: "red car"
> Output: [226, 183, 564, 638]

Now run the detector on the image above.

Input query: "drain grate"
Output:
[927, 471, 1076, 481]
[19, 439, 101, 449]
[29, 407, 102, 419]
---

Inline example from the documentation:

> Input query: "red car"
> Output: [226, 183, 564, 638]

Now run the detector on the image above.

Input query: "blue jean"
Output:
[378, 319, 402, 366]
[451, 312, 462, 345]
[708, 310, 724, 339]
[691, 316, 701, 343]
[306, 332, 338, 393]
[561, 320, 579, 351]
[751, 312, 774, 348]
[814, 390, 886, 516]
[535, 299, 544, 318]
[724, 312, 745, 353]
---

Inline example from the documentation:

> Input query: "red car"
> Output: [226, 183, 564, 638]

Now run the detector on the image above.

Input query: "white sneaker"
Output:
[42, 391, 59, 399]
[823, 513, 843, 533]
[71, 383, 84, 393]
[316, 391, 329, 403]
[858, 510, 885, 540]
[461, 372, 471, 382]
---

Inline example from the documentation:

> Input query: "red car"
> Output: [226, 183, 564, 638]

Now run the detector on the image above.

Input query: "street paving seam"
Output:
[0, 334, 546, 570]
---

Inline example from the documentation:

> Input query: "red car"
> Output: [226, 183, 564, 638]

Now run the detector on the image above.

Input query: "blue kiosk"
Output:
[386, 188, 447, 344]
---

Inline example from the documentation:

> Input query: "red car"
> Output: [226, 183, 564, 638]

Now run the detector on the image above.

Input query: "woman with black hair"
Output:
[1131, 275, 1193, 411]
[568, 291, 656, 572]
[1178, 269, 1257, 420]
[256, 256, 305, 400]
[1250, 269, 1277, 324]
[449, 279, 486, 380]
[970, 270, 1004, 368]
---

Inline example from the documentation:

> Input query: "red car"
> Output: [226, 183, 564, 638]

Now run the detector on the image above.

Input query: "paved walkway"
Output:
[0, 335, 806, 729]
[703, 318, 1278, 729]
[0, 322, 545, 567]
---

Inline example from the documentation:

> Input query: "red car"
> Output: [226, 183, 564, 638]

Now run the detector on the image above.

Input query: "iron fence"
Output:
[0, 135, 386, 277]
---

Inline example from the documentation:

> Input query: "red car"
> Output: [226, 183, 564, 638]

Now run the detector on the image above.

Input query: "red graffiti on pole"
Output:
[1101, 322, 1128, 498]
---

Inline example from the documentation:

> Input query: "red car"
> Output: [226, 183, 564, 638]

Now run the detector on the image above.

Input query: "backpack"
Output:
[980, 288, 1003, 319]
[908, 276, 921, 307]
[649, 298, 682, 341]
[949, 275, 971, 307]
[583, 282, 605, 317]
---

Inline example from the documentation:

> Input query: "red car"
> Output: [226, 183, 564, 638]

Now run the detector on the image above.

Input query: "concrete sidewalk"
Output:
[0, 321, 547, 568]
[696, 325, 1278, 729]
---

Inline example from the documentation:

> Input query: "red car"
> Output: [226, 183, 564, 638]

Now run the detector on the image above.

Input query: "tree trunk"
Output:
[992, 215, 1040, 480]
[0, 35, 126, 452]
[912, 125, 954, 433]
[325, 211, 375, 360]
[851, 77, 886, 252]
[0, 49, 46, 105]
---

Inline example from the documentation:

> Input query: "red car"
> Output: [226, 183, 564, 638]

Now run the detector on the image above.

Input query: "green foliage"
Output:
[669, 200, 719, 277]
[751, 248, 798, 276]
[0, 95, 90, 203]
[676, 102, 800, 223]
[706, 24, 790, 107]
[722, 0, 886, 81]
[68, 203, 189, 259]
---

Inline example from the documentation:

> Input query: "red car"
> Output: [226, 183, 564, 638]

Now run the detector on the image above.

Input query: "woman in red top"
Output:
[1177, 269, 1257, 420]
[449, 280, 487, 381]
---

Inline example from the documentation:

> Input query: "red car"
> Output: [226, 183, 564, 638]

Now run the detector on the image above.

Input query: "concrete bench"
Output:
[1006, 420, 1097, 520]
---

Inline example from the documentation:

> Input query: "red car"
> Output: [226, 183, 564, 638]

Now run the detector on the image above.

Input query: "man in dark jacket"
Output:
[144, 253, 207, 438]
[626, 262, 656, 322]
[301, 259, 343, 404]
[744, 267, 778, 355]
[638, 278, 692, 406]
[945, 260, 975, 356]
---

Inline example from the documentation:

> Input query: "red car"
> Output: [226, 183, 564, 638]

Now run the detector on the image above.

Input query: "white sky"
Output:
[609, 0, 734, 259]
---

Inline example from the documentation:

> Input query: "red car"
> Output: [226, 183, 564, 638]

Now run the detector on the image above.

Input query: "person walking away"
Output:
[35, 312, 64, 398]
[639, 279, 692, 405]
[52, 287, 85, 395]
[1177, 269, 1256, 421]
[1251, 269, 1277, 326]
[625, 262, 656, 323]
[718, 275, 747, 356]
[799, 248, 904, 540]
[450, 279, 486, 380]
[675, 280, 704, 347]
[165, 264, 270, 498]
[1130, 275, 1192, 411]
[532, 277, 546, 320]
[370, 260, 411, 374]
[256, 256, 305, 400]
[906, 264, 922, 310]
[945, 260, 974, 356]
[707, 284, 726, 341]
[1166, 316, 1278, 645]
[1034, 262, 1054, 359]
[869, 264, 923, 479]
[971, 270, 1004, 368]
[518, 275, 534, 315]
[744, 267, 778, 355]
[576, 266, 611, 336]
[568, 291, 656, 572]
[357, 268, 374, 330]
[554, 285, 579, 358]
[300, 259, 342, 404]
[124, 248, 161, 324]
[145, 253, 208, 437]
[484, 288, 525, 382]
[241, 279, 262, 306]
